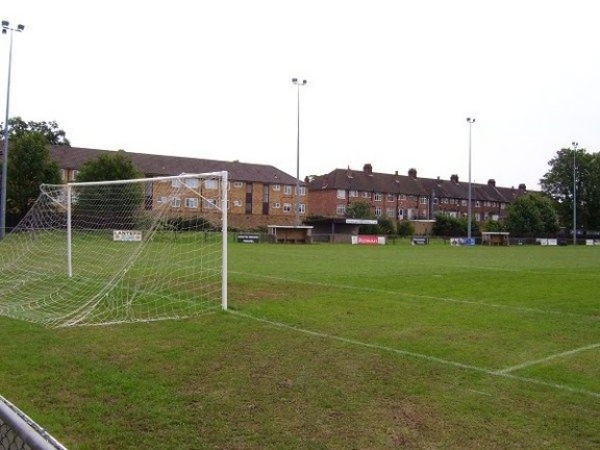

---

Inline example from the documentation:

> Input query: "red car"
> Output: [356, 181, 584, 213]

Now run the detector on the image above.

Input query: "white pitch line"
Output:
[230, 271, 593, 319]
[493, 343, 600, 375]
[228, 310, 600, 399]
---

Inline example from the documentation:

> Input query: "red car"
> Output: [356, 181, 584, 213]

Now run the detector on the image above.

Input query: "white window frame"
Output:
[283, 185, 292, 195]
[336, 204, 346, 215]
[283, 203, 292, 213]
[272, 202, 281, 209]
[204, 179, 218, 190]
[374, 192, 383, 202]
[185, 178, 199, 188]
[171, 197, 181, 208]
[337, 189, 346, 199]
[185, 198, 199, 209]
[349, 190, 358, 198]
[233, 181, 244, 188]
[272, 184, 281, 191]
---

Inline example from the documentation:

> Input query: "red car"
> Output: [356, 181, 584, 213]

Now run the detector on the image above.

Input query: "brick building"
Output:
[49, 146, 307, 230]
[308, 163, 528, 222]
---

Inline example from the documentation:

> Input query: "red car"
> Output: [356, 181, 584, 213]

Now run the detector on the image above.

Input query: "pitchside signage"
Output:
[351, 235, 386, 245]
[236, 233, 260, 243]
[113, 230, 142, 242]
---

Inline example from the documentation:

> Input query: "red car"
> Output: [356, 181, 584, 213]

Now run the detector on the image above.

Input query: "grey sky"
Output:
[2, 0, 598, 190]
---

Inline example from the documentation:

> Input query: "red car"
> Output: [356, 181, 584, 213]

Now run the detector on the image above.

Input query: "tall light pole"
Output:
[466, 117, 475, 243]
[1, 20, 25, 239]
[572, 141, 578, 245]
[292, 78, 307, 226]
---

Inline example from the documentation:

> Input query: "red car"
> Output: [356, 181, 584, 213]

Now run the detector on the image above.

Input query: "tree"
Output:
[6, 132, 61, 220]
[540, 147, 600, 230]
[505, 193, 559, 236]
[432, 213, 479, 237]
[1, 117, 70, 146]
[345, 201, 372, 219]
[397, 220, 415, 237]
[74, 151, 144, 229]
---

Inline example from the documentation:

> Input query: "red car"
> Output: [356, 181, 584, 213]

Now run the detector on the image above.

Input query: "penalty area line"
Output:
[228, 310, 600, 399]
[493, 343, 600, 375]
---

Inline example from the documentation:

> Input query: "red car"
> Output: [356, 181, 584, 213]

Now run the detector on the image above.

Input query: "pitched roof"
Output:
[309, 167, 530, 202]
[49, 146, 300, 185]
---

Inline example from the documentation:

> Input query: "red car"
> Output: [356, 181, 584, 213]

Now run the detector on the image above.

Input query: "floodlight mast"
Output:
[572, 141, 578, 245]
[466, 117, 476, 243]
[1, 20, 25, 239]
[292, 78, 307, 226]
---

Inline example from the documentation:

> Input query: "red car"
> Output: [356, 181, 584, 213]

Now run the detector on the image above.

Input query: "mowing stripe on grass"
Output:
[493, 343, 600, 375]
[231, 271, 592, 319]
[228, 309, 600, 399]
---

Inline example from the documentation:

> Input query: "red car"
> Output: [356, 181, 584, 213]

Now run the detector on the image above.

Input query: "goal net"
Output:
[0, 172, 228, 327]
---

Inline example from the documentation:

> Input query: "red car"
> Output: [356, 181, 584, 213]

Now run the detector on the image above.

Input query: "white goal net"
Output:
[0, 172, 228, 327]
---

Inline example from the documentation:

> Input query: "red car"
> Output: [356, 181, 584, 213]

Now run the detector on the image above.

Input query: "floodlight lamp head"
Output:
[572, 141, 578, 148]
[1, 20, 8, 28]
[292, 78, 298, 83]
[17, 24, 24, 31]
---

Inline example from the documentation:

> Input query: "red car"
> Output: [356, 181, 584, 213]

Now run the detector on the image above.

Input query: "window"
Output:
[374, 207, 382, 217]
[475, 201, 481, 207]
[296, 204, 306, 213]
[204, 179, 218, 190]
[283, 203, 292, 213]
[461, 199, 467, 206]
[233, 181, 244, 188]
[399, 194, 406, 201]
[349, 190, 358, 198]
[171, 197, 181, 208]
[171, 179, 182, 188]
[283, 185, 292, 195]
[336, 204, 346, 215]
[272, 202, 281, 209]
[69, 170, 79, 181]
[233, 200, 243, 207]
[337, 189, 346, 199]
[374, 192, 382, 202]
[386, 193, 396, 202]
[60, 169, 66, 181]
[386, 208, 395, 218]
[185, 198, 198, 209]
[156, 196, 167, 204]
[398, 208, 404, 218]
[204, 198, 217, 209]
[442, 198, 449, 204]
[362, 191, 371, 199]
[185, 178, 199, 188]
[272, 184, 281, 191]
[295, 186, 306, 196]
[419, 196, 428, 204]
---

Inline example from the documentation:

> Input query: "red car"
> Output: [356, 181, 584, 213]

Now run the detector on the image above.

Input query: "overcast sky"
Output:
[2, 0, 599, 190]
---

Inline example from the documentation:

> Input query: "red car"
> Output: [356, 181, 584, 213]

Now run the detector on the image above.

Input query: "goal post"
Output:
[0, 171, 228, 327]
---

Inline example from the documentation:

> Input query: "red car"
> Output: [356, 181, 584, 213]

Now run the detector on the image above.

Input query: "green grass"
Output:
[1, 241, 599, 448]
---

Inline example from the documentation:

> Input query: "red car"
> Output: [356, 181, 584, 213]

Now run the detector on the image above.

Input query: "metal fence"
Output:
[0, 395, 66, 450]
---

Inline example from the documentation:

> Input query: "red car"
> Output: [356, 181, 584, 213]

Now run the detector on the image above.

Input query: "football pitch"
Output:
[1, 241, 599, 448]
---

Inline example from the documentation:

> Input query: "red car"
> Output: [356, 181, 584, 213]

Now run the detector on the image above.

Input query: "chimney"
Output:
[408, 168, 417, 179]
[363, 163, 373, 174]
[487, 179, 496, 187]
[450, 174, 459, 183]
[518, 183, 526, 191]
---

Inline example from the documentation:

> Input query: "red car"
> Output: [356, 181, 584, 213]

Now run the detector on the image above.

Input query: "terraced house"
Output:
[308, 163, 528, 222]
[49, 146, 307, 230]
